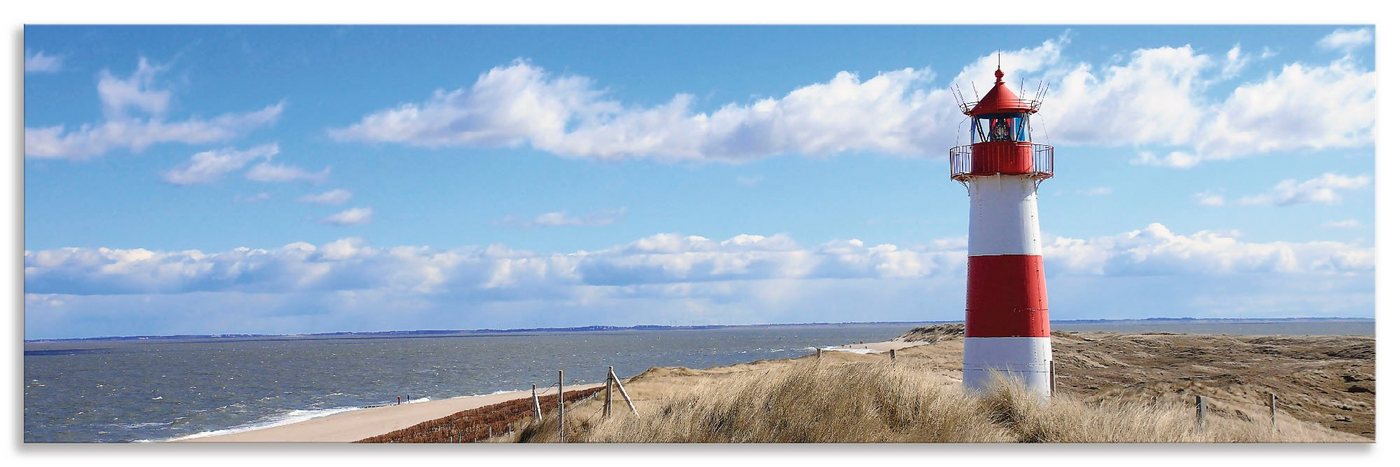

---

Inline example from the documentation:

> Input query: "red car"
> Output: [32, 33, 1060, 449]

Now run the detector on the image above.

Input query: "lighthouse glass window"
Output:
[972, 114, 1029, 143]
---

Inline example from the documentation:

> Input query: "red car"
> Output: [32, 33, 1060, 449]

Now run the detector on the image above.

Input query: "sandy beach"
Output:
[181, 383, 600, 442]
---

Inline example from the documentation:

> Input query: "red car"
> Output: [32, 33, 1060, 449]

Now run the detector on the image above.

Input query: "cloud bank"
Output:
[24, 224, 1372, 338]
[331, 32, 1373, 167]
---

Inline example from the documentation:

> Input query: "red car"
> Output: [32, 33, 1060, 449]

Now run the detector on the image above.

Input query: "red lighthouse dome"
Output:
[967, 68, 1040, 116]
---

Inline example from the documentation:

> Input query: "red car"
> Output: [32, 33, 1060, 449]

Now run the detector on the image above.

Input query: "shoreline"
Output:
[173, 335, 912, 443]
[176, 339, 917, 442]
[178, 384, 601, 443]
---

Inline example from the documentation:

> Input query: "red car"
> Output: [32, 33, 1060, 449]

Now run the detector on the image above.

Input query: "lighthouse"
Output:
[950, 65, 1054, 398]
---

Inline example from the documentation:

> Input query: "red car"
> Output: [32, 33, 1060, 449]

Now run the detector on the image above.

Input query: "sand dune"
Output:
[500, 327, 1370, 442]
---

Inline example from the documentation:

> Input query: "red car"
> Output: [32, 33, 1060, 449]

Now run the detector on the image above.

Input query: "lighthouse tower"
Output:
[950, 66, 1054, 398]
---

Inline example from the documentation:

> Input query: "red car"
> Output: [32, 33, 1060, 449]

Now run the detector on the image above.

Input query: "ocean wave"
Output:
[820, 346, 881, 355]
[471, 389, 520, 397]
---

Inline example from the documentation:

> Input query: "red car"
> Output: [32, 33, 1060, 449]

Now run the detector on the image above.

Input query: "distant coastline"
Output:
[24, 317, 1374, 343]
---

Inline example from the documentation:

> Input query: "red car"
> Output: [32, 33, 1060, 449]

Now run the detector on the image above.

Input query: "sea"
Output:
[23, 319, 1373, 443]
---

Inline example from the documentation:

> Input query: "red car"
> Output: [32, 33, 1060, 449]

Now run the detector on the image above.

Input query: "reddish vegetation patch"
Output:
[358, 388, 602, 443]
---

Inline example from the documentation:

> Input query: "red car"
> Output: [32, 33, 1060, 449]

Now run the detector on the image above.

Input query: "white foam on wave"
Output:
[476, 389, 519, 397]
[820, 346, 880, 355]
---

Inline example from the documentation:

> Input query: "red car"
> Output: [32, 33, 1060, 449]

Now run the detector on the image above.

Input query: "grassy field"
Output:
[509, 361, 1361, 443]
[367, 325, 1373, 443]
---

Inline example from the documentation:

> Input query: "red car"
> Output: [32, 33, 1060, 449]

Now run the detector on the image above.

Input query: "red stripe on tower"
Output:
[965, 255, 1049, 338]
[949, 64, 1054, 399]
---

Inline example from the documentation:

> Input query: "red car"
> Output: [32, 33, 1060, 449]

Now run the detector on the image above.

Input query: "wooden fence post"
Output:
[889, 349, 896, 368]
[1195, 395, 1207, 429]
[532, 384, 542, 422]
[1050, 360, 1056, 397]
[605, 366, 614, 417]
[1269, 392, 1277, 430]
[558, 370, 565, 440]
[817, 348, 822, 361]
[609, 367, 639, 416]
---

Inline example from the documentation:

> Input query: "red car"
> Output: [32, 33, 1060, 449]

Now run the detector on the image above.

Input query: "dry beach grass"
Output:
[352, 324, 1373, 443]
[499, 325, 1371, 443]
[507, 361, 1360, 443]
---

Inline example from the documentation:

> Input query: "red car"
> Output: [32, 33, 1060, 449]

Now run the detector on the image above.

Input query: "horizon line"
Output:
[23, 316, 1375, 343]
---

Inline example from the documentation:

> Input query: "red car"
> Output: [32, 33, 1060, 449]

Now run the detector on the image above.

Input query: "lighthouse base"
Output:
[962, 337, 1052, 399]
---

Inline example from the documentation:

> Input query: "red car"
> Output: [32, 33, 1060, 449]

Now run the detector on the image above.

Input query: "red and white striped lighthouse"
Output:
[950, 66, 1054, 398]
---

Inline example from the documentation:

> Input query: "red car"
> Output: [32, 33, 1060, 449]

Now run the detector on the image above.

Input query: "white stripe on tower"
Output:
[967, 175, 1042, 256]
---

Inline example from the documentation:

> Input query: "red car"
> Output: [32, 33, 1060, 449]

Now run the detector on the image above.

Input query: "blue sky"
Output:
[22, 26, 1376, 339]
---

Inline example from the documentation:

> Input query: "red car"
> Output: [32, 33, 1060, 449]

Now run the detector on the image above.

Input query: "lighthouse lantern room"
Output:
[950, 65, 1054, 399]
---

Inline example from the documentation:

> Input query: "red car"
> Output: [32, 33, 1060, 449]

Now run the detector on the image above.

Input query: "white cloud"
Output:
[321, 207, 373, 226]
[1322, 219, 1361, 229]
[161, 144, 279, 186]
[1042, 43, 1371, 165]
[1194, 191, 1225, 207]
[299, 189, 353, 205]
[25, 104, 283, 161]
[1196, 58, 1375, 159]
[1215, 44, 1276, 82]
[98, 57, 171, 119]
[1132, 151, 1201, 169]
[499, 209, 627, 228]
[1042, 223, 1372, 276]
[1237, 173, 1371, 206]
[329, 58, 966, 161]
[950, 37, 1067, 92]
[24, 50, 63, 73]
[23, 57, 284, 160]
[1039, 45, 1212, 147]
[1317, 28, 1373, 52]
[246, 162, 330, 184]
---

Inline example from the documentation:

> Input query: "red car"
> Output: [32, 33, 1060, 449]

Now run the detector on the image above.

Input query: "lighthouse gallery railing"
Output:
[949, 143, 1054, 182]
